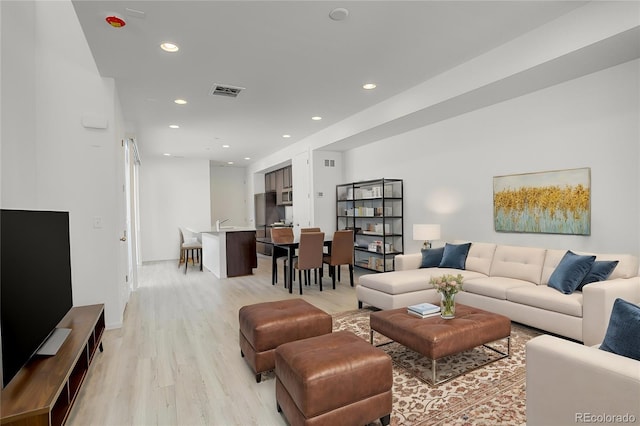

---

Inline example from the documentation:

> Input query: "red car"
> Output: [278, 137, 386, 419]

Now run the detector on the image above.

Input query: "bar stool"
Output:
[179, 228, 202, 274]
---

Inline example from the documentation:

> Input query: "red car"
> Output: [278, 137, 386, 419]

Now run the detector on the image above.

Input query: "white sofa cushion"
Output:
[489, 245, 546, 284]
[396, 253, 422, 271]
[583, 252, 639, 280]
[358, 270, 430, 294]
[454, 241, 497, 275]
[541, 249, 567, 285]
[507, 285, 583, 317]
[358, 268, 487, 295]
[463, 276, 533, 300]
[427, 267, 487, 282]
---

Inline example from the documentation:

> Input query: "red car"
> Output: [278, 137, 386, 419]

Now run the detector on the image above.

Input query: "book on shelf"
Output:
[407, 310, 441, 319]
[407, 302, 440, 315]
[367, 257, 394, 271]
[367, 241, 393, 253]
[361, 224, 391, 235]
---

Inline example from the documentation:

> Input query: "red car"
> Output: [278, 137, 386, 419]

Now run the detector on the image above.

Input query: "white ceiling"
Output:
[72, 1, 587, 165]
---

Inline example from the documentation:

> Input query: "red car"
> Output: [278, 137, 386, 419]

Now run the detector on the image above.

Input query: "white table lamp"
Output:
[413, 224, 441, 250]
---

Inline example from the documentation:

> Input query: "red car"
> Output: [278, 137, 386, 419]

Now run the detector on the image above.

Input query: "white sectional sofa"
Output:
[356, 242, 640, 346]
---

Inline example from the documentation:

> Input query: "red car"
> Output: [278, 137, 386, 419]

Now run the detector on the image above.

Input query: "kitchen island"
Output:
[200, 227, 257, 278]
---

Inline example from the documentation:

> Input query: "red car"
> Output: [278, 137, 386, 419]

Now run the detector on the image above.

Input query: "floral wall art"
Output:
[493, 168, 591, 235]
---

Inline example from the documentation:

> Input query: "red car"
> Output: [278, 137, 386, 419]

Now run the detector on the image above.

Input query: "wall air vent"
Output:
[210, 84, 245, 98]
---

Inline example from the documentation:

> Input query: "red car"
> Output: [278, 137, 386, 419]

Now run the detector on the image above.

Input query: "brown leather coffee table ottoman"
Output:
[275, 331, 392, 426]
[239, 299, 332, 383]
[370, 303, 511, 385]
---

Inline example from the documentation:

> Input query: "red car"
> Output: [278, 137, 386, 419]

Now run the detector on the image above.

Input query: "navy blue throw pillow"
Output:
[420, 247, 444, 268]
[600, 298, 640, 361]
[438, 243, 471, 270]
[576, 260, 619, 291]
[548, 251, 595, 294]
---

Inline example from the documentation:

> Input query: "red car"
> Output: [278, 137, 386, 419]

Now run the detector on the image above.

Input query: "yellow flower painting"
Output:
[493, 168, 591, 235]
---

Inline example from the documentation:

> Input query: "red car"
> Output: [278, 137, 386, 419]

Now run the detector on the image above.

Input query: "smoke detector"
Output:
[210, 84, 245, 98]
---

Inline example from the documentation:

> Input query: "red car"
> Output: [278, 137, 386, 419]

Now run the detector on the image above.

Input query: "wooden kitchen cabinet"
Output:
[266, 166, 292, 205]
[276, 169, 285, 204]
[265, 171, 277, 192]
[283, 166, 292, 188]
[226, 231, 257, 276]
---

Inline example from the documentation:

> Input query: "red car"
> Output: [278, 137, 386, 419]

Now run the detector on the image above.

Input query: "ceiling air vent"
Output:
[210, 84, 245, 98]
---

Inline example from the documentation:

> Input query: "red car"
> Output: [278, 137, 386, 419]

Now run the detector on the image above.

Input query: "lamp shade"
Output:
[413, 224, 441, 241]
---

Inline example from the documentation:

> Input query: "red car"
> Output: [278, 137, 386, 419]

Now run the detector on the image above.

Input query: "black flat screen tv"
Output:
[1, 209, 74, 388]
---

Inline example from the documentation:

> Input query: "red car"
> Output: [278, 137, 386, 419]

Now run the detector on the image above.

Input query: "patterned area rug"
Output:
[332, 309, 541, 426]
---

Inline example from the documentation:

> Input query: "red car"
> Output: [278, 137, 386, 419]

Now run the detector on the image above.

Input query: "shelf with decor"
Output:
[336, 178, 403, 272]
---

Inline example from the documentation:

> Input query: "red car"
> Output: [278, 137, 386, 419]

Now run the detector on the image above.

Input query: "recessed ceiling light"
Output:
[227, 161, 234, 165]
[174, 99, 187, 105]
[329, 8, 349, 21]
[363, 83, 377, 90]
[222, 144, 230, 148]
[244, 157, 251, 160]
[311, 116, 322, 121]
[282, 134, 291, 138]
[169, 124, 179, 129]
[160, 42, 179, 53]
[163, 153, 171, 156]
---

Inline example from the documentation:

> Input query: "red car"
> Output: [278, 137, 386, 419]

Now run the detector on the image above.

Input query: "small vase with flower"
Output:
[429, 273, 464, 319]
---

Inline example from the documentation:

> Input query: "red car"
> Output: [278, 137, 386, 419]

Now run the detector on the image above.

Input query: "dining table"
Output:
[256, 234, 333, 294]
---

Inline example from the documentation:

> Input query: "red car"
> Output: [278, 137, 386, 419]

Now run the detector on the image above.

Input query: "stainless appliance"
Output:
[254, 192, 281, 255]
[282, 190, 292, 204]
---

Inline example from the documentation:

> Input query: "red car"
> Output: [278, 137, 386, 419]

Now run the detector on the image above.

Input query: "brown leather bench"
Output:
[370, 304, 511, 385]
[275, 331, 392, 426]
[239, 299, 332, 383]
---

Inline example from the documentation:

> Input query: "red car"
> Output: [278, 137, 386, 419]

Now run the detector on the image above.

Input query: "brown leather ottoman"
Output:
[239, 298, 332, 383]
[370, 303, 511, 385]
[275, 330, 392, 426]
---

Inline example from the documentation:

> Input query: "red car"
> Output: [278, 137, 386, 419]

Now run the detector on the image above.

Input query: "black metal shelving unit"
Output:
[336, 178, 403, 272]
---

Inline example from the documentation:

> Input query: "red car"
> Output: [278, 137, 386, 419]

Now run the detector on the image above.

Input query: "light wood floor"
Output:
[67, 255, 365, 426]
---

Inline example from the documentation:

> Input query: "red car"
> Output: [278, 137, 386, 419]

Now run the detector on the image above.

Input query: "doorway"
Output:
[120, 138, 141, 302]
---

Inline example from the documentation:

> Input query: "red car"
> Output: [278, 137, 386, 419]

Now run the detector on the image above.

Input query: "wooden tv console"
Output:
[1, 304, 105, 426]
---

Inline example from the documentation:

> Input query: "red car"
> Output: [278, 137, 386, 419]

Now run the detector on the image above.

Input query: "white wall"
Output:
[139, 157, 211, 261]
[1, 1, 126, 328]
[1, 1, 36, 206]
[344, 60, 640, 256]
[311, 150, 344, 234]
[210, 164, 249, 227]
